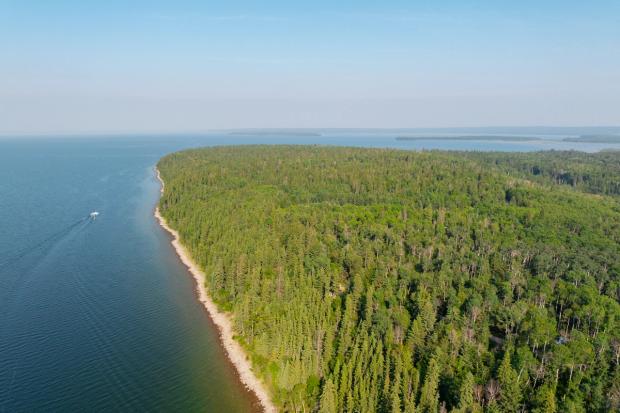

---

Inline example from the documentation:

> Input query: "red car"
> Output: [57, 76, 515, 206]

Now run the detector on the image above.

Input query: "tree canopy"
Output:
[158, 146, 620, 412]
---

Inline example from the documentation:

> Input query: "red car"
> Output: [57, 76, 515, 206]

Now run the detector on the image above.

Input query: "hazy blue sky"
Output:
[1, 1, 619, 133]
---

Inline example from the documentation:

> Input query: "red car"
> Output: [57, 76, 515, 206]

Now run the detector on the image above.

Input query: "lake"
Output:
[1, 130, 619, 411]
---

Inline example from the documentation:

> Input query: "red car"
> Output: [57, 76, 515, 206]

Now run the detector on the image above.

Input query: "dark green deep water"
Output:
[1, 130, 619, 412]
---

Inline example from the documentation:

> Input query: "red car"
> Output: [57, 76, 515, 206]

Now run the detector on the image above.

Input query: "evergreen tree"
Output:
[457, 372, 476, 412]
[418, 356, 440, 413]
[391, 386, 402, 413]
[497, 349, 521, 413]
[532, 384, 557, 413]
[319, 378, 337, 413]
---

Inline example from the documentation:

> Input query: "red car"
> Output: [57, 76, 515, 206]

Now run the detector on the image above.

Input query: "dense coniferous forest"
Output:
[460, 151, 620, 197]
[157, 146, 620, 412]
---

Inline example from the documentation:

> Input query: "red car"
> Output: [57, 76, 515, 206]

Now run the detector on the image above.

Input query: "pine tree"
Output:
[319, 378, 337, 413]
[497, 350, 521, 413]
[532, 384, 557, 413]
[418, 356, 440, 413]
[391, 386, 402, 413]
[457, 372, 475, 412]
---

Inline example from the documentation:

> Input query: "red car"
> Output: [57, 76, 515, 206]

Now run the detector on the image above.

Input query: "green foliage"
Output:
[158, 146, 620, 412]
[461, 150, 620, 197]
[419, 355, 441, 413]
[319, 378, 337, 413]
[532, 384, 557, 413]
[497, 349, 521, 413]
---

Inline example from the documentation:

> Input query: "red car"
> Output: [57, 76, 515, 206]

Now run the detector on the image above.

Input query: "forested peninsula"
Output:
[157, 146, 620, 413]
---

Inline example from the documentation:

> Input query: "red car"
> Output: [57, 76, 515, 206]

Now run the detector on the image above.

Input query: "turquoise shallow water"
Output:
[0, 131, 619, 412]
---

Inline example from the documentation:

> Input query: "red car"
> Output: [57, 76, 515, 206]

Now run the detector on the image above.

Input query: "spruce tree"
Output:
[457, 372, 475, 412]
[532, 384, 557, 413]
[319, 378, 337, 413]
[497, 350, 521, 413]
[418, 357, 440, 413]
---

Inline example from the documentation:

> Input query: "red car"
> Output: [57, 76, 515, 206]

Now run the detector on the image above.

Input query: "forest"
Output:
[157, 146, 620, 412]
[460, 150, 620, 197]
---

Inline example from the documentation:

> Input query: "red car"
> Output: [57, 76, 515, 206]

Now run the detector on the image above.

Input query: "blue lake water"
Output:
[0, 131, 619, 412]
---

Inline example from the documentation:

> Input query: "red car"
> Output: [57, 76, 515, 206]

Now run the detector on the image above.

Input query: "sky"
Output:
[1, 1, 619, 133]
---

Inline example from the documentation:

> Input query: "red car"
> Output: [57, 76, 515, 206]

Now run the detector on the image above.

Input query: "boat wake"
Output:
[0, 215, 93, 272]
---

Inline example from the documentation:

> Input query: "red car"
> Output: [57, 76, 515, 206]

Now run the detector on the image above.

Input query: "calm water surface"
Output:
[0, 136, 262, 412]
[1, 131, 618, 412]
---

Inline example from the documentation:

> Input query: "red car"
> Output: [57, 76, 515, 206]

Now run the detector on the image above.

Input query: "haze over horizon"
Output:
[2, 1, 619, 134]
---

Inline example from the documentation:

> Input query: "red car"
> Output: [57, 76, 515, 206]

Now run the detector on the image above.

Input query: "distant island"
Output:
[396, 135, 542, 141]
[228, 130, 322, 137]
[563, 134, 620, 143]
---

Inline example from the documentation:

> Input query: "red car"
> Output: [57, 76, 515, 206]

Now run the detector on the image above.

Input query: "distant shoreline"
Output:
[154, 168, 276, 413]
[396, 135, 542, 142]
[563, 134, 620, 143]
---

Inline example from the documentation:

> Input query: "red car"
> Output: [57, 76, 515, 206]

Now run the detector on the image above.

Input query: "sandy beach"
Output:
[154, 168, 276, 413]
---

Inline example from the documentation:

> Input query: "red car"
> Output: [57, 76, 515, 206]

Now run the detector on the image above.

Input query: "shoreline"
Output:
[153, 167, 276, 413]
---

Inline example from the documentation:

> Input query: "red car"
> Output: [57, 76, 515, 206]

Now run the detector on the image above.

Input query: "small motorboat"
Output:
[89, 211, 100, 220]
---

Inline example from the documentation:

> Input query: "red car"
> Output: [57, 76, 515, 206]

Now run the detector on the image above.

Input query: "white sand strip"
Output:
[154, 168, 276, 413]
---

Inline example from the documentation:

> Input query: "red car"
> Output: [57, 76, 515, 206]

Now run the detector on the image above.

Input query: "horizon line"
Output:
[2, 125, 620, 138]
